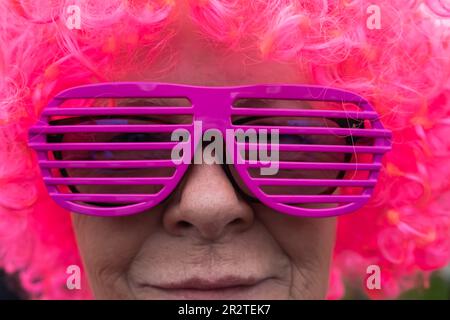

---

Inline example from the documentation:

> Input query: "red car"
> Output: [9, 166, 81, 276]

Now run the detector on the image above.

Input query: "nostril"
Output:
[177, 220, 192, 229]
[229, 218, 243, 226]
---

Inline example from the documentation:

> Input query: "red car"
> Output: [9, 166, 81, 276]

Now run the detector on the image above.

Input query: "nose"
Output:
[162, 163, 254, 241]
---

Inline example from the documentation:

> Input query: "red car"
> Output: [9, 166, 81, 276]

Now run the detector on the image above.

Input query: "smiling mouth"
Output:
[153, 277, 266, 290]
[137, 276, 271, 299]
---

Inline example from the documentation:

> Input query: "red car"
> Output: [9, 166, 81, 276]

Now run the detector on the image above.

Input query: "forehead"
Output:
[120, 19, 306, 86]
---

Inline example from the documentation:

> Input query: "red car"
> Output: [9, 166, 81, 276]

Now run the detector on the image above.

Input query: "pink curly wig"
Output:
[1, 0, 450, 299]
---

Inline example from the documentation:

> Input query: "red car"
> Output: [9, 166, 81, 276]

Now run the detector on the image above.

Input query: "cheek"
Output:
[275, 214, 336, 266]
[70, 211, 163, 298]
[254, 206, 337, 255]
[255, 207, 337, 298]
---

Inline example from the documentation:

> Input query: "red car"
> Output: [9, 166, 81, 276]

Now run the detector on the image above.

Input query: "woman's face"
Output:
[71, 20, 337, 300]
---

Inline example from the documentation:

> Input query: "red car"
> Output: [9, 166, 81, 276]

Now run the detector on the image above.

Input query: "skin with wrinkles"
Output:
[1, 0, 450, 299]
[73, 21, 336, 299]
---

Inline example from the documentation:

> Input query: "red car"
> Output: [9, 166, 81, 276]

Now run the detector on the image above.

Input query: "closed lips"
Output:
[148, 276, 268, 290]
